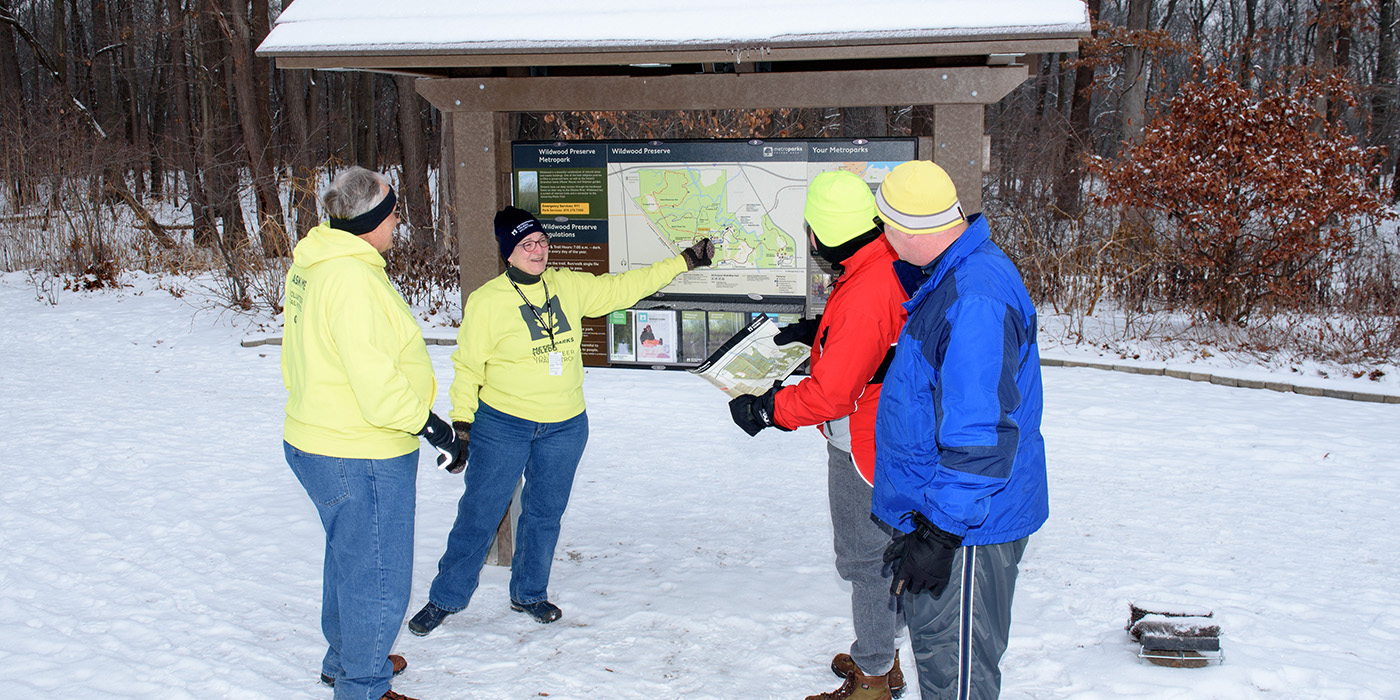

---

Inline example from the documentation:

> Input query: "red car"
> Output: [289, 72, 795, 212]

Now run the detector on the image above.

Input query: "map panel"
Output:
[609, 161, 808, 298]
[512, 139, 919, 306]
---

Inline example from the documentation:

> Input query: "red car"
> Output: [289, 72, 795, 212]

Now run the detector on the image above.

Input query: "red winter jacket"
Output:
[773, 237, 908, 485]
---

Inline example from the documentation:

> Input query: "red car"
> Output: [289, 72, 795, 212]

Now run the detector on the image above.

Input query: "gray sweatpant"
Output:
[904, 537, 1028, 700]
[827, 443, 903, 676]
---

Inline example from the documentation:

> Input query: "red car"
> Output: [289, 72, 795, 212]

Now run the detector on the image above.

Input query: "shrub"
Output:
[1089, 59, 1394, 324]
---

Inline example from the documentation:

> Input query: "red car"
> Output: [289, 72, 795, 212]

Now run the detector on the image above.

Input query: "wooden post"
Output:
[450, 110, 508, 296]
[932, 104, 986, 214]
[446, 109, 525, 565]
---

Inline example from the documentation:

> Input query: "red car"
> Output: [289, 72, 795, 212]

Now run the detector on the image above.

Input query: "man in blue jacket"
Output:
[871, 161, 1047, 700]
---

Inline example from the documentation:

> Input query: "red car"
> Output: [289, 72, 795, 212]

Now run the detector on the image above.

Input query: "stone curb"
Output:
[243, 335, 1398, 405]
[1040, 357, 1400, 404]
[242, 336, 458, 347]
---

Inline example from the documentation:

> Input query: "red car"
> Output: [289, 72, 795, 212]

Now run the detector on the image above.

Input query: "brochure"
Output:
[690, 315, 811, 399]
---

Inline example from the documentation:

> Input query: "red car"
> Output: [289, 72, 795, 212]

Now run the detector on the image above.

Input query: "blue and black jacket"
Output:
[872, 214, 1048, 546]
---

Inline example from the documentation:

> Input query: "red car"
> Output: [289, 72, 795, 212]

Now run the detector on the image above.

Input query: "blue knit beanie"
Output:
[494, 206, 545, 260]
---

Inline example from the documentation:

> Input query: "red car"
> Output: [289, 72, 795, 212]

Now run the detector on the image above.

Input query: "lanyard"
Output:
[509, 277, 557, 351]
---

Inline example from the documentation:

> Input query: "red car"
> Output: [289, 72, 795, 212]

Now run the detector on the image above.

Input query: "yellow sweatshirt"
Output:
[281, 223, 435, 458]
[450, 256, 688, 424]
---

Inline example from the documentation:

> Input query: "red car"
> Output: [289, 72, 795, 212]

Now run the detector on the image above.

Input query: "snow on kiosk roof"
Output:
[257, 1, 1089, 309]
[258, 0, 1090, 68]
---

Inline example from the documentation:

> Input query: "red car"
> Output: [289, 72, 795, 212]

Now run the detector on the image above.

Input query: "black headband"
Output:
[330, 187, 396, 236]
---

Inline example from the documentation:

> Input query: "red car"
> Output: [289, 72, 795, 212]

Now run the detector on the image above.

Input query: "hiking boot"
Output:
[805, 664, 891, 700]
[510, 599, 562, 624]
[408, 602, 453, 636]
[830, 652, 905, 698]
[379, 691, 417, 700]
[320, 654, 408, 687]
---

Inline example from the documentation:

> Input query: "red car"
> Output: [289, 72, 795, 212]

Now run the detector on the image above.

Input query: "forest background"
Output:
[1, 0, 1398, 374]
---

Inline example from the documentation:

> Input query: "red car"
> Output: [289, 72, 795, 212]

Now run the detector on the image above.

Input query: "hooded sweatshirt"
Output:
[281, 223, 435, 459]
[450, 256, 687, 425]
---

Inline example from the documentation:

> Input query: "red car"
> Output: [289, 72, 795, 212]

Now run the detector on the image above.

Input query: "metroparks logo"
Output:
[518, 296, 572, 340]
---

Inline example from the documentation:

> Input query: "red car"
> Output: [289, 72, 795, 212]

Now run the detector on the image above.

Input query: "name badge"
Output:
[549, 351, 563, 376]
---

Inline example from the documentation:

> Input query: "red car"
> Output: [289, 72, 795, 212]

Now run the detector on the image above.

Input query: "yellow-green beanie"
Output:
[803, 171, 879, 247]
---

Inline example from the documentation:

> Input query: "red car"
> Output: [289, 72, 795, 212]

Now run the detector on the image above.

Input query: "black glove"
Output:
[883, 511, 963, 597]
[728, 383, 790, 437]
[681, 237, 715, 269]
[774, 316, 821, 347]
[417, 412, 462, 472]
[445, 421, 472, 474]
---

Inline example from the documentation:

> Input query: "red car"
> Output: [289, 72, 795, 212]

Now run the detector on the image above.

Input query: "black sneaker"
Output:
[407, 602, 453, 636]
[510, 599, 562, 624]
[320, 654, 408, 687]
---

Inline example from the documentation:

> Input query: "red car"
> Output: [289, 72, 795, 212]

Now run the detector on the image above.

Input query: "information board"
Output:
[514, 139, 917, 301]
[513, 138, 918, 366]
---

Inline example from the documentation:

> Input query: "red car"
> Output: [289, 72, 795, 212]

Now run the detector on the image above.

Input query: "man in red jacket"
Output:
[729, 170, 910, 700]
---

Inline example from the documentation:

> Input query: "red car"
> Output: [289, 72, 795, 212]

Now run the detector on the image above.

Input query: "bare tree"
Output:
[1120, 0, 1153, 149]
[396, 75, 436, 249]
[1373, 0, 1399, 201]
[163, 0, 217, 245]
[223, 0, 287, 256]
[283, 68, 320, 238]
[1053, 0, 1103, 219]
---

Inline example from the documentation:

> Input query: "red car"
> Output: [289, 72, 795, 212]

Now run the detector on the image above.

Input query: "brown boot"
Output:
[380, 690, 418, 700]
[321, 654, 409, 687]
[830, 652, 905, 698]
[805, 665, 891, 700]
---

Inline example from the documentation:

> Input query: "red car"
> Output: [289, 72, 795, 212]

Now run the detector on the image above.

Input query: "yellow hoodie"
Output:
[450, 256, 687, 424]
[282, 223, 435, 458]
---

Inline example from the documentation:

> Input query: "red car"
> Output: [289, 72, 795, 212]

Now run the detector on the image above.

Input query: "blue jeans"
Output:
[285, 442, 417, 700]
[427, 402, 589, 610]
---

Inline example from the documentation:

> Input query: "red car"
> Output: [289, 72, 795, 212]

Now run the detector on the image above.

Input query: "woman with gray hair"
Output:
[282, 166, 461, 700]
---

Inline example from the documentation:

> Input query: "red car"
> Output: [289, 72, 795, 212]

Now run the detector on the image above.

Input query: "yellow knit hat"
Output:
[875, 161, 965, 235]
[803, 171, 879, 247]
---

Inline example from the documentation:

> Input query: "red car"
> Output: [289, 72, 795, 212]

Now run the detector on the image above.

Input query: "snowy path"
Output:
[1, 277, 1398, 699]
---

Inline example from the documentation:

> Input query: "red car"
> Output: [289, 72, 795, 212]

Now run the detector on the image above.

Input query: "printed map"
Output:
[609, 162, 807, 296]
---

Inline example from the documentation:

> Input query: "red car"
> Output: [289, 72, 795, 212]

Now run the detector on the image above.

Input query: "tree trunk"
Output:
[1240, 0, 1258, 86]
[439, 112, 456, 248]
[1034, 53, 1053, 125]
[91, 0, 119, 138]
[284, 68, 319, 239]
[225, 0, 287, 257]
[249, 0, 281, 170]
[0, 0, 19, 101]
[53, 0, 67, 86]
[166, 0, 216, 246]
[1120, 0, 1152, 150]
[356, 72, 377, 169]
[0, 0, 30, 207]
[1053, 0, 1101, 219]
[1313, 1, 1337, 119]
[149, 53, 166, 201]
[118, 0, 148, 198]
[1056, 51, 1075, 119]
[196, 6, 248, 256]
[396, 75, 435, 249]
[1379, 0, 1399, 201]
[1330, 3, 1351, 123]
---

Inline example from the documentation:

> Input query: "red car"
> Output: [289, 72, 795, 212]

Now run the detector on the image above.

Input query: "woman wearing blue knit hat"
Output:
[408, 206, 713, 633]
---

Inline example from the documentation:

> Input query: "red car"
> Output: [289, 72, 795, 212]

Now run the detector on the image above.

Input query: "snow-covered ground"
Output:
[2, 271, 1398, 700]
